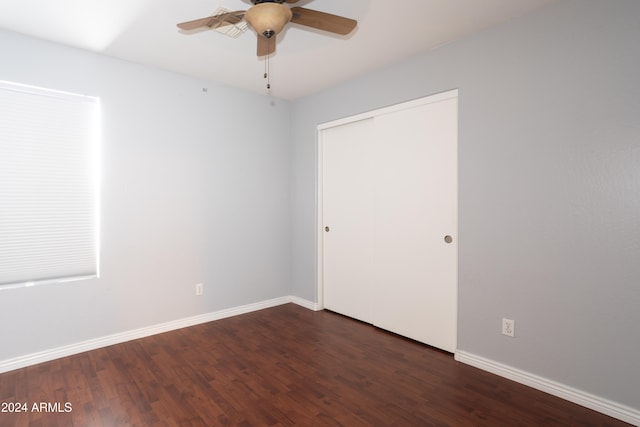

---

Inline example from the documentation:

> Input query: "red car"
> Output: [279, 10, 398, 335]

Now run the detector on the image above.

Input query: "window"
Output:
[0, 81, 100, 289]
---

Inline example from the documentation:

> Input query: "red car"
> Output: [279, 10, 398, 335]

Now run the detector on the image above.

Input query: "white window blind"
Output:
[0, 81, 100, 288]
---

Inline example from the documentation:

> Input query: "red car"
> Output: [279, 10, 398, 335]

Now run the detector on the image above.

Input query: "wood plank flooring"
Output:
[0, 303, 632, 426]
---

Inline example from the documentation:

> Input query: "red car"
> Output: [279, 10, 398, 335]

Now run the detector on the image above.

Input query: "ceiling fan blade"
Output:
[257, 35, 276, 57]
[285, 0, 301, 3]
[290, 7, 357, 35]
[177, 11, 246, 31]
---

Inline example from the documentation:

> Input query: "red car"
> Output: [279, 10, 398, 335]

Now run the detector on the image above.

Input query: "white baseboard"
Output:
[290, 295, 322, 311]
[455, 350, 640, 426]
[0, 295, 318, 375]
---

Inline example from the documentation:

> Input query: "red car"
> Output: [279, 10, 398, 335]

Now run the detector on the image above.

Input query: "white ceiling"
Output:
[0, 0, 558, 100]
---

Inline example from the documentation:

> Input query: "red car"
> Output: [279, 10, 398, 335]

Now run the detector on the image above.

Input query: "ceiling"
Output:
[0, 0, 558, 100]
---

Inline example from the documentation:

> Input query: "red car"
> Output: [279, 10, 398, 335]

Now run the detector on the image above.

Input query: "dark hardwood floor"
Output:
[0, 303, 631, 426]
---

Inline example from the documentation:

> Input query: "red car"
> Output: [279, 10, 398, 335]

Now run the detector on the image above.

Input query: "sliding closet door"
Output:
[372, 97, 458, 352]
[321, 118, 375, 323]
[320, 91, 458, 353]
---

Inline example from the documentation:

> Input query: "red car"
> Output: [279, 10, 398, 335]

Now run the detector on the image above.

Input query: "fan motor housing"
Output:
[252, 0, 286, 4]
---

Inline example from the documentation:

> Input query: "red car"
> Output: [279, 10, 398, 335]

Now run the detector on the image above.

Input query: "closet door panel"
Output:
[321, 119, 375, 323]
[371, 97, 458, 352]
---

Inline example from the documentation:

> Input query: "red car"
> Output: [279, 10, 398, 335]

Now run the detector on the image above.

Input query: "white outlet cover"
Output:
[502, 318, 515, 337]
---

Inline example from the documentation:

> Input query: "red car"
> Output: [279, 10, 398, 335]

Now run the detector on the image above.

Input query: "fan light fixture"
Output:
[177, 0, 358, 91]
[244, 3, 292, 39]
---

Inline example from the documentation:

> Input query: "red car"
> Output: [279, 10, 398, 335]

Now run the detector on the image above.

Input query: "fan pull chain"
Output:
[263, 37, 272, 90]
[263, 52, 267, 82]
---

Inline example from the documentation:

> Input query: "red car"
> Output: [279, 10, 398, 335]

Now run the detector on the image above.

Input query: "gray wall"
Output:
[290, 0, 640, 411]
[0, 30, 292, 360]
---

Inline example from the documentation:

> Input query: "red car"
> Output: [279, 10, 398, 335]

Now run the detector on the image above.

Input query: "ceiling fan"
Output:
[177, 0, 358, 57]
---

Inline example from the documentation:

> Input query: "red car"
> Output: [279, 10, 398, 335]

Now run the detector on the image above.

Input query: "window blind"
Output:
[0, 81, 99, 288]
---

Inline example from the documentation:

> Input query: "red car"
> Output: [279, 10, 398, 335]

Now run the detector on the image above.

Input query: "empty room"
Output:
[0, 0, 638, 425]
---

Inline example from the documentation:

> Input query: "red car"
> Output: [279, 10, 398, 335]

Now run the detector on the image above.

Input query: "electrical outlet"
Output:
[195, 283, 204, 296]
[502, 318, 515, 337]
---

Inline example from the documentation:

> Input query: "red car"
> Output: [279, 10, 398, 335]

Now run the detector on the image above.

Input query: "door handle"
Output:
[444, 235, 453, 243]
[325, 226, 330, 232]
